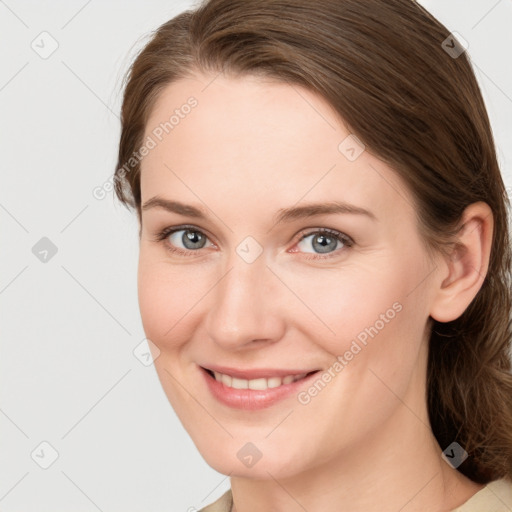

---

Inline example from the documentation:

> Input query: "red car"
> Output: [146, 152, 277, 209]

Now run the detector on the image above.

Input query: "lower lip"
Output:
[201, 367, 320, 410]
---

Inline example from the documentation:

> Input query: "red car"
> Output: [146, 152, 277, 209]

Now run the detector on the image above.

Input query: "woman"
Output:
[113, 0, 512, 510]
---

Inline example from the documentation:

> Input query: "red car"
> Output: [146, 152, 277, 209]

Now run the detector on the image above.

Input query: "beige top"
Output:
[199, 478, 512, 512]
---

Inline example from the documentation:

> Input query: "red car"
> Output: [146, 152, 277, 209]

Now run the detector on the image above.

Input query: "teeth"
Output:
[211, 371, 309, 390]
[220, 373, 232, 387]
[248, 378, 267, 390]
[231, 377, 248, 390]
[267, 377, 282, 389]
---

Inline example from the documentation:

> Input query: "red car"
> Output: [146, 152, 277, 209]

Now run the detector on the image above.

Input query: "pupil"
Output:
[183, 230, 206, 249]
[313, 234, 337, 253]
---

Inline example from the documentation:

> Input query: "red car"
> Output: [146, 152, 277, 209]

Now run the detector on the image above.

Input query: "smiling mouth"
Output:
[203, 368, 319, 391]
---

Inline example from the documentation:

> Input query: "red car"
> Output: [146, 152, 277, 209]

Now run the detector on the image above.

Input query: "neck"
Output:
[229, 343, 483, 512]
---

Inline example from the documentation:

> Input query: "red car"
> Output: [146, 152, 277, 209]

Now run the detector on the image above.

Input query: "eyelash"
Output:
[153, 224, 354, 260]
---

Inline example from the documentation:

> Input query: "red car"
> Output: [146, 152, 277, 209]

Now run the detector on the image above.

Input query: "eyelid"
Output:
[153, 224, 354, 258]
[289, 227, 354, 259]
[296, 227, 353, 246]
[152, 224, 217, 256]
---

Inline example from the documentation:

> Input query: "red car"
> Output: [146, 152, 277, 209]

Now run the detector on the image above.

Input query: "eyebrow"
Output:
[141, 196, 377, 223]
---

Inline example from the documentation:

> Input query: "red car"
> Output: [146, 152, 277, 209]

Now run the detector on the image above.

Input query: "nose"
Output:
[205, 251, 286, 350]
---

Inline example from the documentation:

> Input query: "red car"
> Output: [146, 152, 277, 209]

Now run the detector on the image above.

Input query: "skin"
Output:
[137, 72, 492, 511]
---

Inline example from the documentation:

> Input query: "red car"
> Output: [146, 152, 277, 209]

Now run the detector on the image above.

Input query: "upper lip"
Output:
[201, 364, 320, 380]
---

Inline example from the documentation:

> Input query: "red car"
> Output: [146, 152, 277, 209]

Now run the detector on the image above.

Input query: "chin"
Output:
[196, 438, 310, 480]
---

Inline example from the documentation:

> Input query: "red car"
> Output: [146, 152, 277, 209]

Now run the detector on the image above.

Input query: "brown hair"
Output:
[114, 0, 512, 483]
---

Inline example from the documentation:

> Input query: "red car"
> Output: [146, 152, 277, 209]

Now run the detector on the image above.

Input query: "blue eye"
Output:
[154, 225, 353, 259]
[296, 229, 352, 256]
[155, 225, 215, 256]
[168, 228, 209, 250]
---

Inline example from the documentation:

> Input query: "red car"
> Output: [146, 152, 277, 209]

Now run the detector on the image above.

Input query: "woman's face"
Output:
[138, 72, 440, 478]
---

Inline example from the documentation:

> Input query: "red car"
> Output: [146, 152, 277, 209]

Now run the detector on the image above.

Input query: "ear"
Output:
[429, 201, 494, 323]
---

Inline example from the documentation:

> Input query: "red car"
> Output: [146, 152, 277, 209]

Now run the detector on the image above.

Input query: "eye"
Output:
[154, 225, 353, 259]
[169, 229, 207, 250]
[154, 225, 215, 255]
[294, 228, 353, 257]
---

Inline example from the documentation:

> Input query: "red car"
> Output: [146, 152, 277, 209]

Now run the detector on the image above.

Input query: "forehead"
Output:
[144, 72, 343, 160]
[140, 73, 414, 224]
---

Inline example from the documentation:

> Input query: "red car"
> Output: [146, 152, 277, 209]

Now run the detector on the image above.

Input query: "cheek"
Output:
[288, 269, 428, 447]
[284, 265, 411, 351]
[137, 252, 202, 348]
[284, 251, 432, 378]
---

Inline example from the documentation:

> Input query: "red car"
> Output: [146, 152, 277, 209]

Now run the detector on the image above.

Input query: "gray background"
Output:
[1, 1, 511, 510]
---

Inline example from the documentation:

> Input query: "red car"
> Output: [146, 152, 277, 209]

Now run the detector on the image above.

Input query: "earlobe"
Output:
[429, 202, 493, 323]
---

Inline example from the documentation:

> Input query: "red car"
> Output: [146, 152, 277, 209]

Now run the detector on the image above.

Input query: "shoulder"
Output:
[198, 489, 233, 512]
[450, 478, 512, 512]
[194, 482, 512, 512]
